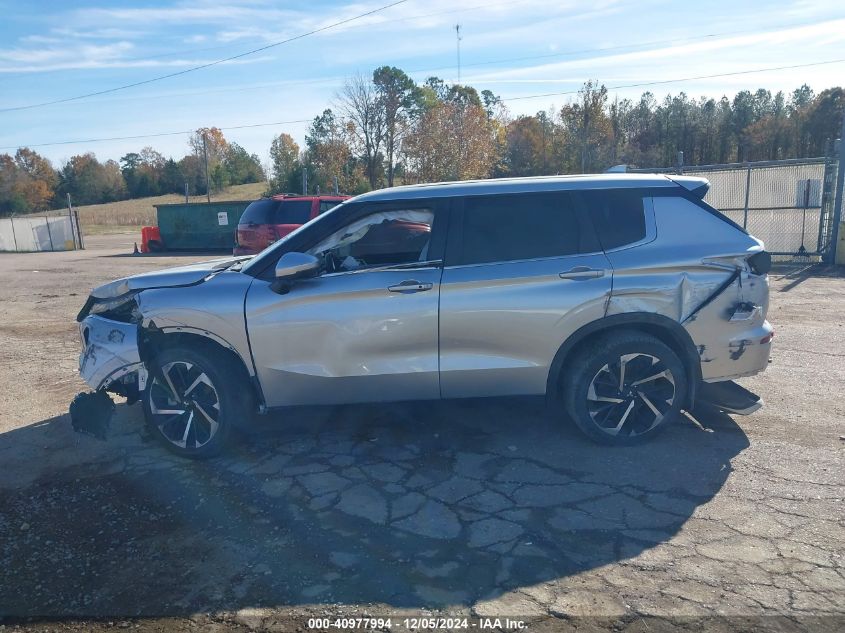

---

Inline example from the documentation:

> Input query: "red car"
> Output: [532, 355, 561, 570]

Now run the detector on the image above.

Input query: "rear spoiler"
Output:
[668, 175, 710, 199]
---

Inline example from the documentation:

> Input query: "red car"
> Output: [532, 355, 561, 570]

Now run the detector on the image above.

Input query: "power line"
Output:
[0, 0, 409, 113]
[0, 119, 312, 150]
[1, 20, 831, 111]
[3, 57, 843, 151]
[500, 58, 845, 102]
[0, 0, 526, 84]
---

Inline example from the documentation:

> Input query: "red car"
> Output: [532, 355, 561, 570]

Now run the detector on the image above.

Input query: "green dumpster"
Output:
[154, 201, 253, 250]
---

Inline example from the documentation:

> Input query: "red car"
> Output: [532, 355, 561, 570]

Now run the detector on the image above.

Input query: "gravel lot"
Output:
[0, 235, 843, 632]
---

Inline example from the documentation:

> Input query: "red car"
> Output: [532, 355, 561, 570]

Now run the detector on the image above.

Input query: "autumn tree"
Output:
[403, 84, 497, 182]
[0, 148, 58, 212]
[0, 154, 27, 215]
[189, 127, 229, 193]
[504, 116, 546, 176]
[57, 154, 127, 205]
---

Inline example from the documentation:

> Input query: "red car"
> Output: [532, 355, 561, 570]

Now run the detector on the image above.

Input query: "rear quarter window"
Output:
[319, 200, 341, 213]
[580, 189, 647, 250]
[239, 199, 277, 224]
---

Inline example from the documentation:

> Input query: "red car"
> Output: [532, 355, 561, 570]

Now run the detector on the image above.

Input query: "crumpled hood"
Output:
[91, 256, 248, 299]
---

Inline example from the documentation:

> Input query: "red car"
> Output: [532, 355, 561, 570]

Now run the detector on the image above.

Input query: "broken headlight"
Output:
[88, 292, 142, 323]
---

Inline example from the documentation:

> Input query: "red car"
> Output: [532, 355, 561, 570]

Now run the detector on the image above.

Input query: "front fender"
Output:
[78, 316, 142, 390]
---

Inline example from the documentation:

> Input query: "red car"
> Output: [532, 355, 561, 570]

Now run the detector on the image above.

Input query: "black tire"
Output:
[142, 344, 250, 458]
[563, 331, 688, 445]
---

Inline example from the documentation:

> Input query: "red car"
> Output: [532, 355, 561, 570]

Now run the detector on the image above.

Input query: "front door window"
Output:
[308, 209, 434, 273]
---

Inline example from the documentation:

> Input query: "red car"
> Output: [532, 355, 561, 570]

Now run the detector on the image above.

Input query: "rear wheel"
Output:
[563, 332, 687, 445]
[142, 345, 249, 458]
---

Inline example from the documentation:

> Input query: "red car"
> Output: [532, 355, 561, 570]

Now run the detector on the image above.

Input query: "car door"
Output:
[438, 190, 613, 398]
[245, 200, 447, 407]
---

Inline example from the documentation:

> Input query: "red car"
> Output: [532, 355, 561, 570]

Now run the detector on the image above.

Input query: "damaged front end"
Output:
[73, 293, 147, 438]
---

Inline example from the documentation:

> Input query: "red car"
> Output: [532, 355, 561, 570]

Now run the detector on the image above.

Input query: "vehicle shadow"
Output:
[102, 250, 233, 259]
[0, 398, 749, 618]
[774, 263, 845, 292]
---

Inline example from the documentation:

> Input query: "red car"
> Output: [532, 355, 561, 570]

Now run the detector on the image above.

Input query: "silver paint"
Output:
[77, 174, 771, 413]
[78, 316, 142, 390]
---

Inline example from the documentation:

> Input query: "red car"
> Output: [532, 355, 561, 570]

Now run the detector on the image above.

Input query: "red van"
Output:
[234, 194, 349, 255]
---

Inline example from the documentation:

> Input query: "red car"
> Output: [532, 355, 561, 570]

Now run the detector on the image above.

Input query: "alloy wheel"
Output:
[586, 353, 676, 438]
[148, 361, 221, 449]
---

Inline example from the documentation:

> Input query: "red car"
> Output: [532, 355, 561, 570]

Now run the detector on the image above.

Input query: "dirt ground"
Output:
[0, 235, 843, 632]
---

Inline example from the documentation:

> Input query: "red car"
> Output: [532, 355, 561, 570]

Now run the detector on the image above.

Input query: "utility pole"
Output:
[455, 24, 462, 84]
[202, 132, 211, 203]
[301, 167, 308, 195]
[184, 181, 189, 203]
[827, 110, 845, 264]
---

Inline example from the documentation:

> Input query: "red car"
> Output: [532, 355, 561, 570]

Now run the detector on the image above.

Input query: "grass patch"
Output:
[81, 224, 145, 235]
[37, 182, 267, 231]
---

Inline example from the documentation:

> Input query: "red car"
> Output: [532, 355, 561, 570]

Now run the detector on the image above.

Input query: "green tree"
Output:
[160, 158, 184, 194]
[57, 153, 127, 205]
[268, 133, 300, 195]
[373, 66, 419, 186]
[224, 143, 265, 185]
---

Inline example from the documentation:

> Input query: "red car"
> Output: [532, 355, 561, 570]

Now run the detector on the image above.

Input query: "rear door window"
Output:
[275, 200, 313, 224]
[579, 189, 647, 250]
[454, 192, 596, 265]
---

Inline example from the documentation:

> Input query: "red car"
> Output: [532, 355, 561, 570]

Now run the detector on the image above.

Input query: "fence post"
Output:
[67, 202, 76, 250]
[10, 215, 19, 251]
[826, 111, 845, 264]
[742, 163, 752, 229]
[74, 208, 84, 250]
[44, 215, 55, 251]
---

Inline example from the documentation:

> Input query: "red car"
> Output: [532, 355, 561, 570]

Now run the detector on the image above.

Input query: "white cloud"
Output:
[465, 18, 845, 86]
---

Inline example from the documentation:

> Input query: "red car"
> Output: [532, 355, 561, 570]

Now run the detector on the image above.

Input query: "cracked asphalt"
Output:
[0, 235, 843, 631]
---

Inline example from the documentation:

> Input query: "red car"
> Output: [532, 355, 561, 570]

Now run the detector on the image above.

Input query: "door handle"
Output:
[388, 280, 433, 293]
[559, 267, 605, 280]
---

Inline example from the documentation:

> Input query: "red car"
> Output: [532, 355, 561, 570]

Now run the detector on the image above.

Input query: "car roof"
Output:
[269, 194, 348, 201]
[352, 173, 700, 202]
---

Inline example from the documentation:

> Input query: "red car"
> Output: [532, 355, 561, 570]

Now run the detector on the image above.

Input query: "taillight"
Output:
[747, 251, 771, 275]
[262, 225, 280, 246]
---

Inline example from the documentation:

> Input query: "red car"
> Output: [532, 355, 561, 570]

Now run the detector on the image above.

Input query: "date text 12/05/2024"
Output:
[306, 617, 527, 630]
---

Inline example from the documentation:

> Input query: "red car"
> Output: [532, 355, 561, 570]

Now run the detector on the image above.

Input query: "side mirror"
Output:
[274, 252, 320, 281]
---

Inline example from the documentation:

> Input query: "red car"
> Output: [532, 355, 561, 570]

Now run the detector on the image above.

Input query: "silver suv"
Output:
[75, 174, 773, 457]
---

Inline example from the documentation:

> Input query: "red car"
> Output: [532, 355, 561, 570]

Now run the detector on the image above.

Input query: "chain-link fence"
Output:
[630, 149, 841, 262]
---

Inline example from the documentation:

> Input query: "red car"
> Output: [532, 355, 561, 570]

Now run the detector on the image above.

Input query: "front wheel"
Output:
[142, 345, 248, 458]
[563, 332, 688, 445]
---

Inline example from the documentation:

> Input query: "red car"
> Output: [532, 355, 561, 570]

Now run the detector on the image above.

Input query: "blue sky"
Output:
[1, 0, 844, 168]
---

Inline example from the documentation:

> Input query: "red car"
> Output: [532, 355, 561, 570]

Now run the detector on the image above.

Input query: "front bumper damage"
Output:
[74, 316, 147, 438]
[78, 315, 145, 392]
